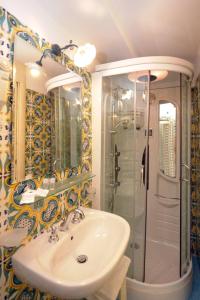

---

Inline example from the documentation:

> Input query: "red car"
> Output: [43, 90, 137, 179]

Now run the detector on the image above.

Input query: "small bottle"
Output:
[42, 178, 49, 189]
[49, 177, 56, 190]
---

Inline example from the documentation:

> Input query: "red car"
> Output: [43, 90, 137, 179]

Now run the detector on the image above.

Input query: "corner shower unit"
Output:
[92, 57, 194, 300]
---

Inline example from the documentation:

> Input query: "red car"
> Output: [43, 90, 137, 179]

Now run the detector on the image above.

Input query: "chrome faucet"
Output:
[59, 208, 85, 232]
[72, 208, 85, 223]
[48, 225, 59, 243]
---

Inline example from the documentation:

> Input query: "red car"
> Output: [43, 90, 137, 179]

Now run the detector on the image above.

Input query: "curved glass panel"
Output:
[102, 72, 149, 281]
[100, 68, 191, 283]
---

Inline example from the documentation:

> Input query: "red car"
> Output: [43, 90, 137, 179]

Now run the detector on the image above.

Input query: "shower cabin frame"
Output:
[92, 57, 194, 300]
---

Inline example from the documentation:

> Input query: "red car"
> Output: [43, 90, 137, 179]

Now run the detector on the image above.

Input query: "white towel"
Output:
[87, 256, 131, 300]
[20, 188, 49, 204]
[20, 189, 37, 204]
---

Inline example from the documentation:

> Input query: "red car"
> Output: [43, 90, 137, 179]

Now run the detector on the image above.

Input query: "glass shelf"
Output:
[17, 172, 95, 206]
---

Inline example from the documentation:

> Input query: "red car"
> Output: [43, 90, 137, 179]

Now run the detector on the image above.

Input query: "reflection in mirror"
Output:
[159, 100, 176, 178]
[12, 35, 82, 182]
[47, 79, 82, 173]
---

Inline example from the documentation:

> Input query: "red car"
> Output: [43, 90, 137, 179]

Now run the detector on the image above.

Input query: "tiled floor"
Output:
[189, 256, 200, 300]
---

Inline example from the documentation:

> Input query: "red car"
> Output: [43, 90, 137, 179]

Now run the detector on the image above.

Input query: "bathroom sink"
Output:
[12, 208, 130, 299]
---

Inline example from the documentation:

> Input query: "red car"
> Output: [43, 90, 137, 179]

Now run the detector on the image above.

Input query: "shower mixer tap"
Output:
[115, 150, 120, 157]
[114, 144, 121, 187]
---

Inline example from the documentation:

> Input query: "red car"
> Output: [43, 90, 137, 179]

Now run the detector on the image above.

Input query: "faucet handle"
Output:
[48, 225, 59, 243]
[72, 208, 85, 224]
[76, 208, 85, 219]
[60, 210, 69, 230]
[50, 225, 57, 234]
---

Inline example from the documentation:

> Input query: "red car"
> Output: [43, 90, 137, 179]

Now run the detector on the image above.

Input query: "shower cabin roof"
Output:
[94, 56, 194, 80]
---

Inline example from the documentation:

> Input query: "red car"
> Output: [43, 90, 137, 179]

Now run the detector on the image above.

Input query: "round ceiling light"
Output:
[128, 70, 168, 83]
[74, 43, 96, 67]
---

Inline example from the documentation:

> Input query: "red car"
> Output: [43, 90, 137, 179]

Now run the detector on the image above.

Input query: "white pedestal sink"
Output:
[12, 208, 130, 299]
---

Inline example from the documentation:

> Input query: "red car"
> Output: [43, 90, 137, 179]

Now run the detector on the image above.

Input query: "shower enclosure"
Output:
[92, 57, 194, 300]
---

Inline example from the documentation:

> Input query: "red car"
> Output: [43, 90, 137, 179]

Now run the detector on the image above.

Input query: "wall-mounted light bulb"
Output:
[25, 62, 43, 78]
[30, 68, 40, 77]
[74, 43, 96, 67]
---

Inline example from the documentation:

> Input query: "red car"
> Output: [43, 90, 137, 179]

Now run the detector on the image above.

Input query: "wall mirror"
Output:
[12, 35, 83, 183]
[159, 100, 177, 178]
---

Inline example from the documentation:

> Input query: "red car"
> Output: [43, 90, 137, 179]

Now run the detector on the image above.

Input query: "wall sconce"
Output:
[36, 40, 96, 68]
[25, 62, 44, 77]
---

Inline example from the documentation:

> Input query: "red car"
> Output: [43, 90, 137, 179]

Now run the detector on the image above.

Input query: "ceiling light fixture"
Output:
[35, 40, 96, 68]
[128, 70, 168, 83]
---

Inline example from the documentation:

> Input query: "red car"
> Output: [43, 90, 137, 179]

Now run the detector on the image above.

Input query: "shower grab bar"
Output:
[155, 193, 180, 200]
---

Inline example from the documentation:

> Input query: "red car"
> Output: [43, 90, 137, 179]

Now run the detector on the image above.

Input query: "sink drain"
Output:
[76, 255, 88, 264]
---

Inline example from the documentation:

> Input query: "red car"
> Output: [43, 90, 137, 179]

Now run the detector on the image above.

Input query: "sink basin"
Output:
[12, 208, 130, 299]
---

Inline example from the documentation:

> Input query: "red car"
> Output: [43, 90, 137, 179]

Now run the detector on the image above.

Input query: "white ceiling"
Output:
[2, 0, 200, 74]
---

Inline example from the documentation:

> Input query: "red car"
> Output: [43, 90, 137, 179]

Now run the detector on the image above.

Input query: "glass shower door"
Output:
[102, 75, 136, 278]
[102, 72, 150, 280]
[132, 75, 150, 281]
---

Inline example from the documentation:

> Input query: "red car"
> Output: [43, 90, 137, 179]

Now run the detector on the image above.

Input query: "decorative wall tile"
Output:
[0, 259, 5, 300]
[25, 89, 53, 178]
[191, 80, 200, 256]
[0, 5, 92, 299]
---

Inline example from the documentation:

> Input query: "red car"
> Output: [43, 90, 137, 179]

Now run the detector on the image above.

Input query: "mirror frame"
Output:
[0, 7, 92, 186]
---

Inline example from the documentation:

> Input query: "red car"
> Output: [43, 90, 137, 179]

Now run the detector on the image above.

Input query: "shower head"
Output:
[128, 70, 168, 83]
